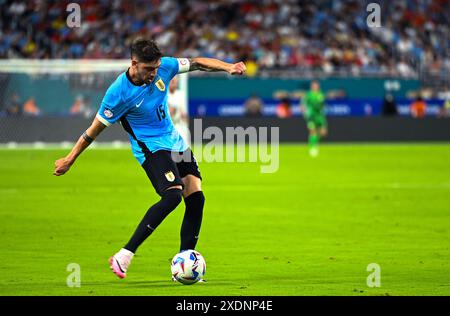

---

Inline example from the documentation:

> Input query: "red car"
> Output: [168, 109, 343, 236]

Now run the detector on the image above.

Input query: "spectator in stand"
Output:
[276, 96, 292, 118]
[437, 87, 450, 118]
[439, 99, 450, 118]
[70, 95, 94, 118]
[5, 93, 22, 116]
[0, 0, 447, 80]
[381, 94, 398, 116]
[70, 95, 85, 115]
[22, 97, 41, 116]
[410, 95, 427, 118]
[244, 94, 263, 117]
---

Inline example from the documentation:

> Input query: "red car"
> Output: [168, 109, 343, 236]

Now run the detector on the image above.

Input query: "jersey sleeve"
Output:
[161, 57, 190, 81]
[96, 83, 127, 126]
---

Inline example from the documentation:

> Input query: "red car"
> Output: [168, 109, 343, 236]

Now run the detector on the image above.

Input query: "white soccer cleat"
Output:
[309, 147, 319, 157]
[109, 248, 134, 279]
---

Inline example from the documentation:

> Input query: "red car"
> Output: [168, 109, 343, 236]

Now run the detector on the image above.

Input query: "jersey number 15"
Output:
[156, 104, 166, 121]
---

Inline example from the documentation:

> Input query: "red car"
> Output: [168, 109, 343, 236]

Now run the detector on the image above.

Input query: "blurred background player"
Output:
[168, 76, 190, 145]
[301, 80, 327, 157]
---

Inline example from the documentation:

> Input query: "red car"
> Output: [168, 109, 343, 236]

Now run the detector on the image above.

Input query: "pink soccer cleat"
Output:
[109, 248, 134, 279]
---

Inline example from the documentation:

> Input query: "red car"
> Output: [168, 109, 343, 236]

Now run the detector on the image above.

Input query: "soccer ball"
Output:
[171, 250, 206, 285]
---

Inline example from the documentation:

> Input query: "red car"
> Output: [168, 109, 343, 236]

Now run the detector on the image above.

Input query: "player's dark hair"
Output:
[130, 39, 162, 63]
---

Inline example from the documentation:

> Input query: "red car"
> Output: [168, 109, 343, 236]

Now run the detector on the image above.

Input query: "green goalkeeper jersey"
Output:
[304, 90, 326, 117]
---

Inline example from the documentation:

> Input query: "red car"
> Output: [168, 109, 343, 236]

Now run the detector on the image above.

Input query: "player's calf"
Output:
[123, 188, 183, 254]
[180, 190, 205, 251]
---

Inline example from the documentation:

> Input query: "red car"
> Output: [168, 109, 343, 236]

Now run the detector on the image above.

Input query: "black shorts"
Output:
[141, 148, 202, 196]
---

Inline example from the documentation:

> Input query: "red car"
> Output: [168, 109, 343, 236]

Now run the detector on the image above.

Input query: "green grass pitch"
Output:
[0, 143, 449, 296]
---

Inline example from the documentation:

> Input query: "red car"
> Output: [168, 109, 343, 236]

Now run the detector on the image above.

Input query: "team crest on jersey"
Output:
[155, 78, 165, 92]
[165, 171, 175, 182]
[104, 109, 113, 118]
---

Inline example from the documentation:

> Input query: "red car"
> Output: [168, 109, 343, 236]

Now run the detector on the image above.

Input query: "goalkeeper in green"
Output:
[301, 80, 327, 157]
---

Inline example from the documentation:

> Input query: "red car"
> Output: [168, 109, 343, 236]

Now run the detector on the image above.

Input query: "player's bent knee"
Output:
[185, 190, 205, 208]
[184, 185, 202, 197]
[196, 191, 205, 205]
[182, 175, 202, 197]
[161, 188, 183, 209]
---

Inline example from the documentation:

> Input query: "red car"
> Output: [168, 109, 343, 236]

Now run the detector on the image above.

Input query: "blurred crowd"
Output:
[2, 92, 95, 117]
[0, 0, 448, 78]
[242, 88, 450, 119]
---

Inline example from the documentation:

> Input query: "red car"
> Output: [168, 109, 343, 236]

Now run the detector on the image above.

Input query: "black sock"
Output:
[124, 189, 182, 253]
[180, 191, 205, 251]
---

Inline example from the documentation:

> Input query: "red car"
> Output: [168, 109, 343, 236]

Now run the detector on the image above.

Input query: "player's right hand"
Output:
[228, 61, 246, 75]
[53, 157, 72, 176]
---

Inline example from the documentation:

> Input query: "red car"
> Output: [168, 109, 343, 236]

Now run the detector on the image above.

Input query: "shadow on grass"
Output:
[123, 280, 235, 288]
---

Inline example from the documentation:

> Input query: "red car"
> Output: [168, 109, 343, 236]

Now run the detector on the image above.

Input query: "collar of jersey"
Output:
[125, 68, 159, 88]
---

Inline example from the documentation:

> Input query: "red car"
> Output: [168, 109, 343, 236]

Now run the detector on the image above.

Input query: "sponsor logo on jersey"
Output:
[104, 109, 113, 118]
[156, 78, 165, 92]
[165, 171, 175, 182]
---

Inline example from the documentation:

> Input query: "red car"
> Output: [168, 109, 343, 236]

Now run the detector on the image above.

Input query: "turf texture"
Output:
[0, 143, 449, 295]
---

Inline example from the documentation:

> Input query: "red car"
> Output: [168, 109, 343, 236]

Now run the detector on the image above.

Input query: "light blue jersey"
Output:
[96, 57, 190, 164]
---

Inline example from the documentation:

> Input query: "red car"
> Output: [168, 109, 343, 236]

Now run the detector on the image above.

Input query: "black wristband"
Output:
[82, 131, 94, 144]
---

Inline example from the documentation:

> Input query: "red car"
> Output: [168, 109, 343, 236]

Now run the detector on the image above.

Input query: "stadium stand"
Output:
[0, 0, 448, 81]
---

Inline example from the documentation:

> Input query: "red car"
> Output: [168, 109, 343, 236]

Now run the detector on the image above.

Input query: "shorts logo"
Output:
[155, 79, 165, 92]
[104, 109, 113, 118]
[165, 171, 175, 182]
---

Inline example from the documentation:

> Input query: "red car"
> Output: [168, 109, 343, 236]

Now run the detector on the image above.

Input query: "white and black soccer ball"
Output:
[171, 250, 206, 285]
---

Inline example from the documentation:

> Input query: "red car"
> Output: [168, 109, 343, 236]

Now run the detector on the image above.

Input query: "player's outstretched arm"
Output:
[53, 117, 107, 176]
[188, 57, 246, 75]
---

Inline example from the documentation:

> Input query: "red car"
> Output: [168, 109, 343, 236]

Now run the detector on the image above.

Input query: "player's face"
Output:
[311, 82, 320, 91]
[135, 59, 161, 84]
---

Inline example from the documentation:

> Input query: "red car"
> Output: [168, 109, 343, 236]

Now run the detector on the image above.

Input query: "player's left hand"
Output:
[228, 62, 246, 75]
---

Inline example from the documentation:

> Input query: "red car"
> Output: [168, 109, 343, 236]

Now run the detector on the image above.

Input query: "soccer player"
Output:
[301, 80, 327, 157]
[53, 39, 246, 279]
